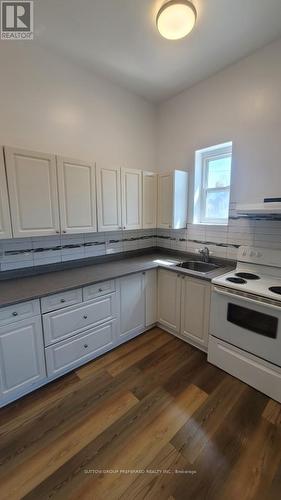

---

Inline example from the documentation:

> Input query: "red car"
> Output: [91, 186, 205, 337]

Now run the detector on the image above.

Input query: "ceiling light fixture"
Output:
[156, 0, 197, 40]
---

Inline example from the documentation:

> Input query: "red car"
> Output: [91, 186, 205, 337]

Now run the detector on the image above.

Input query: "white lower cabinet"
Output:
[45, 320, 117, 377]
[145, 269, 157, 327]
[180, 276, 211, 349]
[158, 269, 211, 350]
[118, 272, 145, 342]
[0, 268, 212, 407]
[0, 316, 46, 402]
[158, 269, 181, 333]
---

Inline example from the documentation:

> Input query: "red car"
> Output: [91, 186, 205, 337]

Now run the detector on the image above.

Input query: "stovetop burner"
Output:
[235, 272, 260, 280]
[269, 286, 281, 296]
[226, 277, 247, 284]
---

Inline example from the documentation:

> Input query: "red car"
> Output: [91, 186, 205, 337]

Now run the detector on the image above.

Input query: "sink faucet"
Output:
[198, 246, 210, 263]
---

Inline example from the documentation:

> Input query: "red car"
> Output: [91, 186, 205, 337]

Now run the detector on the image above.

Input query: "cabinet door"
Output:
[5, 147, 60, 237]
[157, 173, 172, 229]
[121, 168, 142, 230]
[0, 316, 46, 401]
[145, 269, 157, 327]
[119, 272, 145, 342]
[181, 277, 211, 348]
[143, 171, 157, 229]
[158, 269, 181, 333]
[96, 166, 122, 231]
[57, 157, 97, 234]
[0, 148, 12, 239]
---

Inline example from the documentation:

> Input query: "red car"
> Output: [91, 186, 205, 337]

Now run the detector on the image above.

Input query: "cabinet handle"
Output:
[12, 311, 18, 316]
[83, 315, 88, 319]
[56, 231, 60, 234]
[98, 288, 103, 292]
[84, 344, 88, 349]
[60, 299, 66, 303]
[63, 230, 67, 234]
[142, 272, 146, 275]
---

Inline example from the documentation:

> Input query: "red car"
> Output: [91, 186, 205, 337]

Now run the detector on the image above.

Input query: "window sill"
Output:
[193, 222, 229, 227]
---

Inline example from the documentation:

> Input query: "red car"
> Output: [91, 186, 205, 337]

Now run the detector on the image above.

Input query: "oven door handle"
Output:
[213, 286, 281, 312]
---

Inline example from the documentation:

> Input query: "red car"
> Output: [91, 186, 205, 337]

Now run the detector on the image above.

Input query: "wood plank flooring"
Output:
[0, 327, 281, 500]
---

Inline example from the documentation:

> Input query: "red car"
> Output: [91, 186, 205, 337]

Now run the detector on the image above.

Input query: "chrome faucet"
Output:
[198, 246, 210, 263]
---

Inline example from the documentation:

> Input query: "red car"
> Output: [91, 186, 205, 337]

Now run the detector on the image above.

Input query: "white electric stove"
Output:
[208, 246, 281, 403]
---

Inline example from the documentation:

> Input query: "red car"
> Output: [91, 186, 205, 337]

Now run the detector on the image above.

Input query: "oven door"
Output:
[210, 285, 281, 367]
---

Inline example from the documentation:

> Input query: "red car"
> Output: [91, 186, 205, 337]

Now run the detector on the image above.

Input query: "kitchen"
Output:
[0, 1, 281, 499]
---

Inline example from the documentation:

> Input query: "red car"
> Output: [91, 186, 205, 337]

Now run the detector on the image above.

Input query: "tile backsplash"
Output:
[0, 229, 156, 272]
[157, 218, 281, 260]
[1, 217, 281, 272]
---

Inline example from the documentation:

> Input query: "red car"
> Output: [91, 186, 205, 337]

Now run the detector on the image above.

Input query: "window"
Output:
[193, 142, 232, 225]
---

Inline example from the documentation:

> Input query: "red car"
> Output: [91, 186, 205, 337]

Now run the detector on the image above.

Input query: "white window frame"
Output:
[194, 142, 232, 226]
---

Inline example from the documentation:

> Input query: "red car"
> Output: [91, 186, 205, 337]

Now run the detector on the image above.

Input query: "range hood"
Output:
[237, 198, 281, 217]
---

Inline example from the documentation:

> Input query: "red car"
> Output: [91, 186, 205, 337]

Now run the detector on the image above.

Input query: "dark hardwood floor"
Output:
[0, 327, 281, 500]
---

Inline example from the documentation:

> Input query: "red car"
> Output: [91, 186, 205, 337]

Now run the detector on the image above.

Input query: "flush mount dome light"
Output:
[156, 0, 197, 40]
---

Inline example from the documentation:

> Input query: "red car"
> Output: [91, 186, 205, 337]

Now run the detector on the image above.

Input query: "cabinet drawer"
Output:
[41, 288, 82, 314]
[43, 293, 117, 346]
[83, 280, 115, 301]
[0, 299, 40, 326]
[45, 320, 117, 377]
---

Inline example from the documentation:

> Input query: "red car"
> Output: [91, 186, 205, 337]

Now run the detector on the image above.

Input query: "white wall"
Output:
[157, 38, 281, 211]
[0, 43, 156, 171]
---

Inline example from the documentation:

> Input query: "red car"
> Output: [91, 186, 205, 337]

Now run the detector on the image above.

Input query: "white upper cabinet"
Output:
[5, 147, 60, 238]
[57, 157, 97, 234]
[121, 168, 142, 230]
[158, 170, 188, 229]
[96, 166, 122, 231]
[158, 172, 172, 229]
[0, 149, 12, 239]
[142, 171, 157, 229]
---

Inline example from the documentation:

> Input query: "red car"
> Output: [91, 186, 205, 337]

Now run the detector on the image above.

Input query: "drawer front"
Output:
[45, 320, 117, 377]
[41, 288, 82, 314]
[43, 293, 117, 346]
[83, 280, 115, 301]
[0, 300, 40, 326]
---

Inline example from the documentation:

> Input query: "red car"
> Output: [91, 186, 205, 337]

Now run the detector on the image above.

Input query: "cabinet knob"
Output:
[12, 311, 18, 316]
[60, 299, 66, 303]
[56, 231, 60, 234]
[142, 272, 146, 275]
[84, 344, 88, 349]
[98, 288, 103, 292]
[83, 315, 88, 319]
[63, 230, 67, 234]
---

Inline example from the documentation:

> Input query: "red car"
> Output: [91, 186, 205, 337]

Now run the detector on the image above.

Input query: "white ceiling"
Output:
[36, 0, 281, 102]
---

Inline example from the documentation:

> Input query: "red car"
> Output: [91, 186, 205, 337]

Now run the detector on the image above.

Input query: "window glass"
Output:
[207, 157, 231, 189]
[205, 190, 230, 220]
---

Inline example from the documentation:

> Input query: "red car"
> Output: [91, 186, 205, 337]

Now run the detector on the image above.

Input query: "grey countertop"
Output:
[0, 250, 234, 308]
